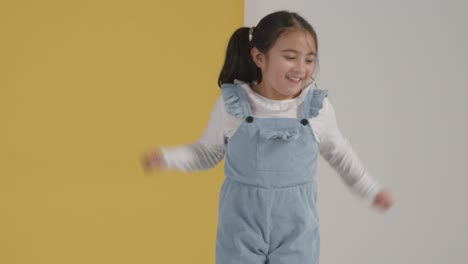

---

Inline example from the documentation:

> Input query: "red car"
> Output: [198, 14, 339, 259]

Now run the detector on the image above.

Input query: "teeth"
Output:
[287, 76, 301, 81]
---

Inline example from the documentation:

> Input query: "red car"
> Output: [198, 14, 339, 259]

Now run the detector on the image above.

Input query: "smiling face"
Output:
[251, 29, 317, 100]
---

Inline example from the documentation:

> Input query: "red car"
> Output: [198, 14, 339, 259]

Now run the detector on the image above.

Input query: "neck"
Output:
[252, 82, 303, 100]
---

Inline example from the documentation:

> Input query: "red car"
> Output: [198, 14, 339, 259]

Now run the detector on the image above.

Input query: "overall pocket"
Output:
[256, 128, 299, 171]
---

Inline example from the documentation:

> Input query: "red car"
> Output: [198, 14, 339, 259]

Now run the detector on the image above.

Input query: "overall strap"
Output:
[221, 83, 254, 119]
[302, 88, 329, 119]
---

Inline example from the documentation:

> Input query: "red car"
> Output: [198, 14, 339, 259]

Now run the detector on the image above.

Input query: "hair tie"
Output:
[248, 27, 255, 43]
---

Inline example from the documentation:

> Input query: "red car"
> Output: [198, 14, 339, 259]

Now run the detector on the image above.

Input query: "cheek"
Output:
[266, 61, 289, 77]
[307, 64, 316, 75]
[273, 60, 294, 75]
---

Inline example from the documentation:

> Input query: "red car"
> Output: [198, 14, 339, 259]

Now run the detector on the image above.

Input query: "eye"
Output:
[284, 56, 296, 60]
[306, 59, 315, 64]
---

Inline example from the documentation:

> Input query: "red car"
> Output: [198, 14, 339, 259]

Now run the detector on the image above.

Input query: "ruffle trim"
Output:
[222, 80, 329, 119]
[259, 128, 299, 140]
[221, 83, 246, 119]
[308, 89, 329, 118]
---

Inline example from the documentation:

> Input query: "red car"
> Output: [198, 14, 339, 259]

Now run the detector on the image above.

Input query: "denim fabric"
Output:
[216, 83, 327, 264]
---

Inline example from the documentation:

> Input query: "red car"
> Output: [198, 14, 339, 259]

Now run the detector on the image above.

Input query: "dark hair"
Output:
[218, 11, 319, 87]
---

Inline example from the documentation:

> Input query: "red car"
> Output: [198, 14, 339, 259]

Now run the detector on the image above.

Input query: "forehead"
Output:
[271, 29, 317, 54]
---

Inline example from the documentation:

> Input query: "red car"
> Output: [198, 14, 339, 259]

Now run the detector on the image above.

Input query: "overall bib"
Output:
[216, 83, 328, 264]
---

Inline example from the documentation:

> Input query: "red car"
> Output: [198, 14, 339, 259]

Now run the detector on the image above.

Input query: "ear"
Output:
[251, 47, 266, 69]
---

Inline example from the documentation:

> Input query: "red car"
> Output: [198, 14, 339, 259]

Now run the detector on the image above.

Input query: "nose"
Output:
[294, 60, 306, 74]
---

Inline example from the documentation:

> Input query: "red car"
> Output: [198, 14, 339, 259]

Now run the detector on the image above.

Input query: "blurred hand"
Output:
[373, 190, 394, 211]
[141, 149, 166, 173]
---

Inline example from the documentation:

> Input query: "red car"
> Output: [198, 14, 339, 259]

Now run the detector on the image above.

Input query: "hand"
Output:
[373, 190, 394, 211]
[141, 149, 166, 173]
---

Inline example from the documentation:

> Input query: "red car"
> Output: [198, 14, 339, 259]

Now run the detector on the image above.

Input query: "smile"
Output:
[286, 76, 302, 83]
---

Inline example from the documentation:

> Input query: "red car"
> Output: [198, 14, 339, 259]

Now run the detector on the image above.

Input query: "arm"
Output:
[159, 96, 226, 172]
[314, 98, 383, 203]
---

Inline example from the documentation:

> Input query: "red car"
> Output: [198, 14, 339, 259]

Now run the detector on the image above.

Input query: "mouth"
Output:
[286, 75, 303, 84]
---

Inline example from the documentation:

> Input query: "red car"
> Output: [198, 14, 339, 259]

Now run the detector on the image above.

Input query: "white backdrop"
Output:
[245, 0, 468, 263]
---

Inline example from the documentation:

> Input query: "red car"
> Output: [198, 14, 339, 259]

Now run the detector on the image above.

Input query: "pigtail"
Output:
[217, 27, 261, 87]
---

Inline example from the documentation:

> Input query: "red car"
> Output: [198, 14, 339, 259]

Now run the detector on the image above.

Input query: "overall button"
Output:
[300, 119, 309, 126]
[245, 116, 254, 123]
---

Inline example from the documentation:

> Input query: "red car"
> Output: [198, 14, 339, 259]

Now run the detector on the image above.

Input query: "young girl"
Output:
[142, 10, 393, 264]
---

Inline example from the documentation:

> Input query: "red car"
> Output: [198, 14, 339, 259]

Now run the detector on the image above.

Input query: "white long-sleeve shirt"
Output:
[160, 80, 382, 202]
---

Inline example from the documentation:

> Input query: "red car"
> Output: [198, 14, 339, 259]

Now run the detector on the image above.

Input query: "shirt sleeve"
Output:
[159, 96, 226, 172]
[313, 97, 383, 203]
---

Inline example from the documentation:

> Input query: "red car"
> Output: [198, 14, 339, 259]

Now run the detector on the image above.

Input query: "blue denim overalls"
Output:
[216, 83, 328, 264]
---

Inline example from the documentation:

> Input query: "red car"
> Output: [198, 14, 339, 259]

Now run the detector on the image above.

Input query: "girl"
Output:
[142, 10, 393, 264]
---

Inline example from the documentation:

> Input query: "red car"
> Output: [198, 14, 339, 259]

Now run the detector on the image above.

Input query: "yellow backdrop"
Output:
[0, 0, 243, 263]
